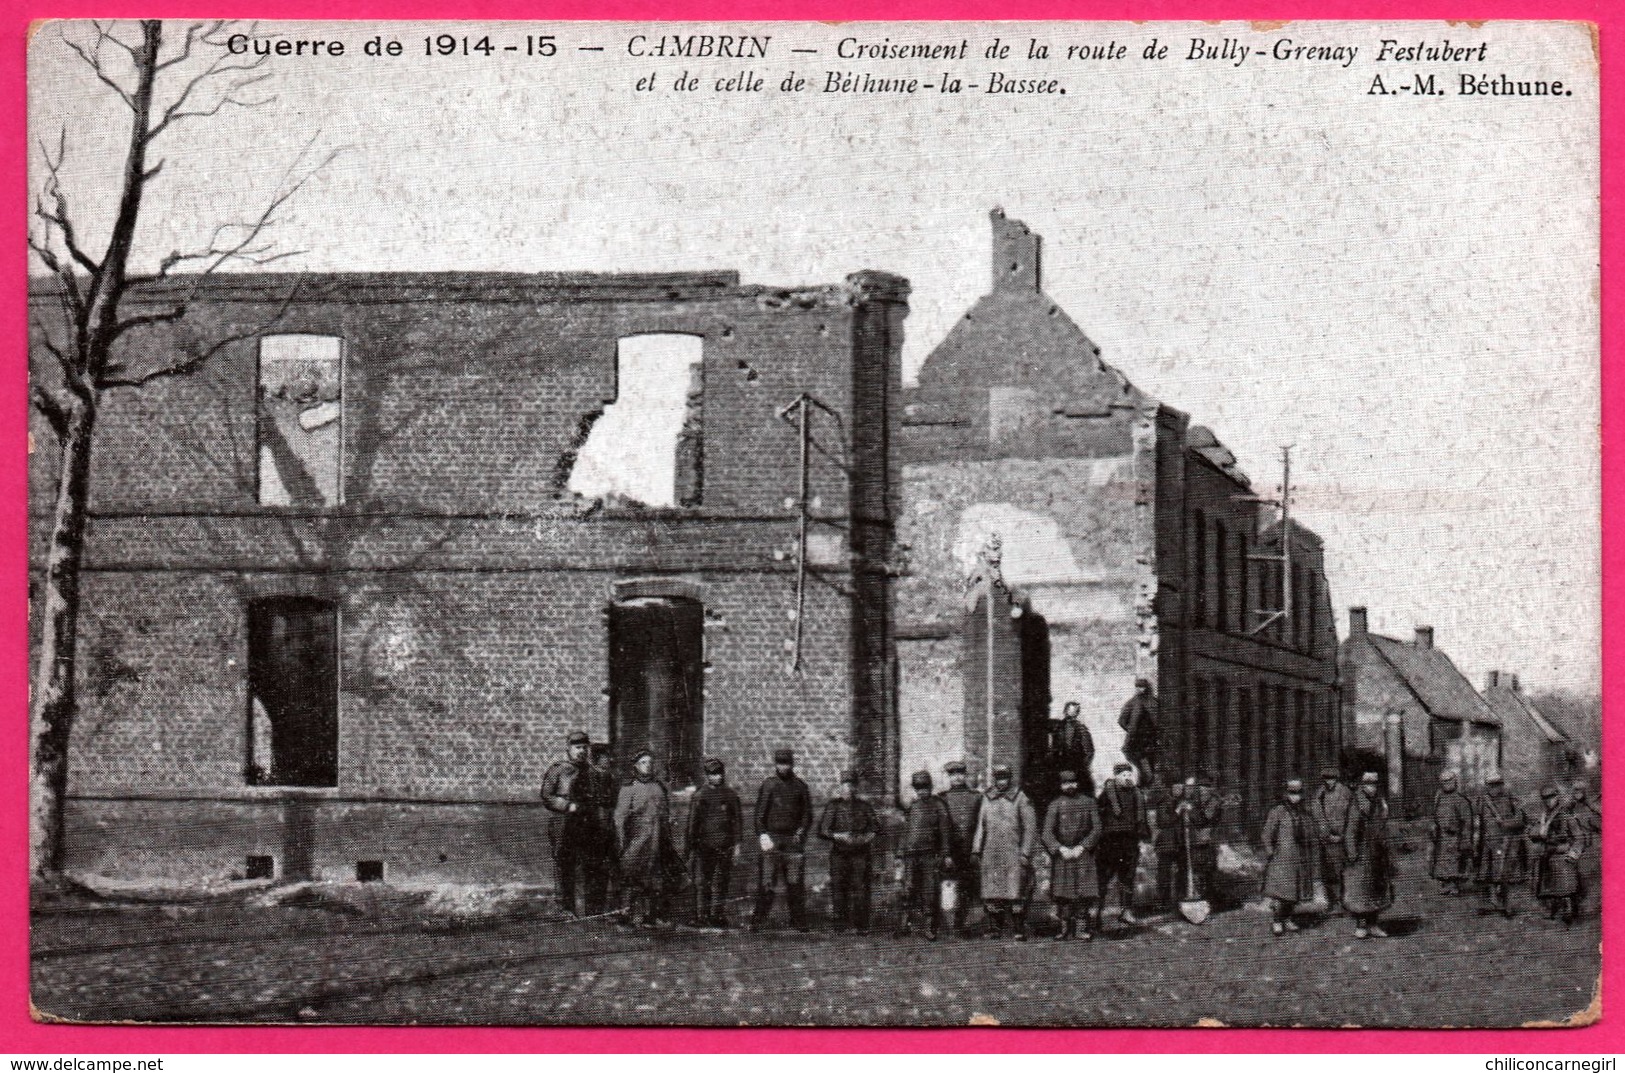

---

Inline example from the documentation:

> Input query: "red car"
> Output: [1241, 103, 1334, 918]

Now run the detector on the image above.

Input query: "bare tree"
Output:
[28, 20, 332, 887]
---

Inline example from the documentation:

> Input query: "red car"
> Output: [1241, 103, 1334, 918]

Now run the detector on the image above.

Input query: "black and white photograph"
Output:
[26, 18, 1600, 1028]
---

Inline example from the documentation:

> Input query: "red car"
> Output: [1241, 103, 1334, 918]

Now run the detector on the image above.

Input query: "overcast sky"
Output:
[29, 19, 1600, 693]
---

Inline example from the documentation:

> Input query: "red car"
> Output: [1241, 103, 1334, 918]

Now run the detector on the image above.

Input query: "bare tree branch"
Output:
[30, 384, 72, 441]
[98, 282, 300, 390]
[62, 26, 137, 110]
[144, 22, 276, 144]
[34, 133, 101, 277]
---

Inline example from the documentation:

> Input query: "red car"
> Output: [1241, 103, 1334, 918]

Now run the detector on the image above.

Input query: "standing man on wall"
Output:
[751, 747, 813, 932]
[1119, 678, 1160, 785]
[540, 730, 601, 917]
[1310, 765, 1354, 911]
[938, 760, 983, 938]
[1050, 701, 1096, 796]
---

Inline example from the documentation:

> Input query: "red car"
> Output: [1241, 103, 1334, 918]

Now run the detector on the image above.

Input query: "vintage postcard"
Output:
[26, 19, 1599, 1028]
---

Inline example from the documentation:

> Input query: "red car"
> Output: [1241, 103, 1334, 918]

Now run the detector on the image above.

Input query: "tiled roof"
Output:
[1483, 686, 1568, 743]
[1367, 634, 1501, 726]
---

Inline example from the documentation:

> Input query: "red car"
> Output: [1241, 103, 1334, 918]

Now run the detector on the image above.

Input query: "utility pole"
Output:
[1244, 445, 1295, 638]
[776, 392, 842, 673]
[964, 534, 1006, 785]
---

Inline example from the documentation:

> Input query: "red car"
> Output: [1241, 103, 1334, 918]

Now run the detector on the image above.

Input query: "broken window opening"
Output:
[566, 334, 704, 508]
[247, 596, 339, 788]
[257, 335, 344, 508]
[608, 595, 705, 790]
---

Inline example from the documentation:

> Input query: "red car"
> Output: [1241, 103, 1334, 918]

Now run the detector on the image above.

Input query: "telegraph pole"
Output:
[1245, 445, 1295, 638]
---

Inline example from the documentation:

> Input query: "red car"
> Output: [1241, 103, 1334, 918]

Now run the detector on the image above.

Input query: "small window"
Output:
[1190, 510, 1208, 626]
[258, 335, 344, 507]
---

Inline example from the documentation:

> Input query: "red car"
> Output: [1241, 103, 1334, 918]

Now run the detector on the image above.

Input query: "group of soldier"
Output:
[1426, 769, 1598, 925]
[540, 726, 1597, 940]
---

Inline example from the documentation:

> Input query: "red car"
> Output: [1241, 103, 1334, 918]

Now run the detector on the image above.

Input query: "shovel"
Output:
[1178, 822, 1211, 924]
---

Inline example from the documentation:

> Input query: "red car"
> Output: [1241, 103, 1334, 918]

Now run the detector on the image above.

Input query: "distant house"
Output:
[1339, 608, 1501, 816]
[1482, 670, 1578, 796]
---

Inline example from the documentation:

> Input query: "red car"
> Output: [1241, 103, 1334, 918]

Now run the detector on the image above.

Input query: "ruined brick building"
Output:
[30, 270, 907, 883]
[895, 211, 1341, 831]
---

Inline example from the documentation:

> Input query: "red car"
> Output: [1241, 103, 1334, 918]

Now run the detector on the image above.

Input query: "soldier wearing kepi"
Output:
[1095, 761, 1150, 933]
[1041, 770, 1100, 941]
[818, 769, 879, 933]
[686, 757, 743, 928]
[1261, 779, 1317, 937]
[974, 764, 1039, 941]
[1343, 772, 1396, 939]
[539, 730, 601, 917]
[752, 748, 813, 931]
[1530, 785, 1588, 925]
[1475, 772, 1528, 919]
[896, 770, 953, 940]
[938, 760, 983, 937]
[1309, 765, 1354, 911]
[1429, 771, 1474, 896]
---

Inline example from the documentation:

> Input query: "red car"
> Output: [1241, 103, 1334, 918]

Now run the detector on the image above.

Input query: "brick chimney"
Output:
[1510, 673, 1521, 693]
[1414, 626, 1434, 650]
[1348, 606, 1368, 637]
[1485, 670, 1501, 690]
[990, 208, 1041, 294]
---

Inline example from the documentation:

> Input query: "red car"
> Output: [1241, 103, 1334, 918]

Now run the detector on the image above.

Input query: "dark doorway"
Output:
[1017, 609, 1054, 805]
[608, 596, 705, 789]
[247, 597, 339, 788]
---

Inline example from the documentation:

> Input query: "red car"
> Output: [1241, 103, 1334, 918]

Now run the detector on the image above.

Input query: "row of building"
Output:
[28, 211, 1582, 885]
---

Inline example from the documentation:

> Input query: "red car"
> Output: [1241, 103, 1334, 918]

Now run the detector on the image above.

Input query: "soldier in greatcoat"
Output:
[1261, 779, 1317, 936]
[895, 770, 953, 940]
[1343, 771, 1396, 939]
[1309, 765, 1354, 911]
[1095, 762, 1150, 933]
[817, 769, 879, 933]
[974, 764, 1039, 940]
[686, 757, 742, 928]
[540, 730, 601, 917]
[1530, 786, 1588, 925]
[1475, 773, 1528, 918]
[1429, 771, 1474, 896]
[587, 742, 622, 916]
[938, 760, 983, 937]
[1041, 770, 1100, 941]
[614, 749, 674, 928]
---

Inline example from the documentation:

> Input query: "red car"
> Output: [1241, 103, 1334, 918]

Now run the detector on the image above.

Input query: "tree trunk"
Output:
[30, 396, 96, 885]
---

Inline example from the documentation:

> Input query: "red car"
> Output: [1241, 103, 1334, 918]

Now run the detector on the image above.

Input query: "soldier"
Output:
[1159, 771, 1222, 909]
[1475, 772, 1528, 919]
[751, 748, 813, 931]
[686, 757, 742, 928]
[1530, 786, 1588, 925]
[974, 764, 1039, 941]
[1118, 678, 1160, 785]
[1567, 780, 1601, 915]
[614, 749, 674, 929]
[818, 769, 879, 933]
[1343, 772, 1396, 939]
[938, 760, 983, 937]
[1095, 761, 1150, 933]
[1050, 701, 1096, 796]
[1309, 765, 1354, 911]
[1261, 779, 1316, 937]
[1041, 769, 1100, 941]
[895, 770, 952, 940]
[540, 730, 600, 917]
[1429, 771, 1474, 896]
[586, 742, 622, 917]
